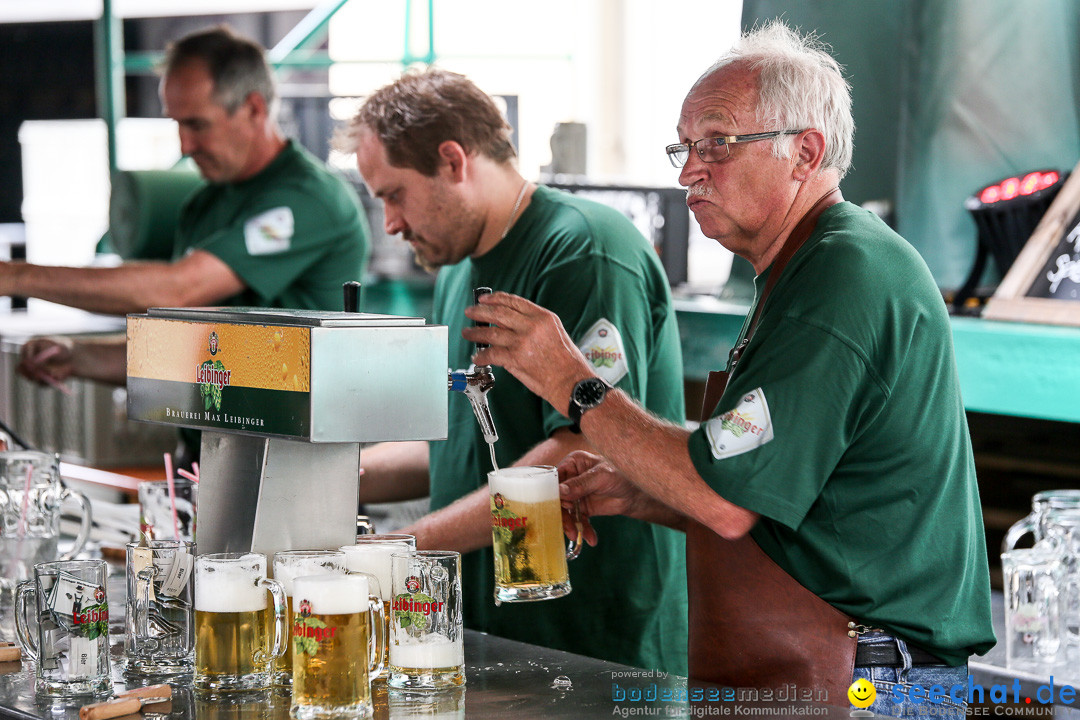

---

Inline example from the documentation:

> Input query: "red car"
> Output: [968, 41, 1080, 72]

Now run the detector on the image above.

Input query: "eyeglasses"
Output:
[665, 130, 803, 168]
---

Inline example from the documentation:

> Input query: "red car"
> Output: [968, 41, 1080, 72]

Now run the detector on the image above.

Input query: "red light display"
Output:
[977, 170, 1061, 206]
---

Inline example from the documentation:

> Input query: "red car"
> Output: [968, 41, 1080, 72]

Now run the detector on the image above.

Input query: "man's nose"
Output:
[178, 128, 196, 157]
[383, 206, 407, 236]
[678, 152, 707, 187]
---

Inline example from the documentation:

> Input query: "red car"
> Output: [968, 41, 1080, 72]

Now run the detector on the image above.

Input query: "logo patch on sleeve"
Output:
[577, 318, 628, 386]
[244, 207, 294, 255]
[704, 388, 774, 460]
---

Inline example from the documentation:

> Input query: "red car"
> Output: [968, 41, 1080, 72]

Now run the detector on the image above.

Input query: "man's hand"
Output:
[18, 337, 75, 386]
[463, 292, 595, 414]
[557, 450, 688, 545]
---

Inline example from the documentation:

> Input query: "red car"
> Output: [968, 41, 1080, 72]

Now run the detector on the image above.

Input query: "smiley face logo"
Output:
[847, 678, 876, 709]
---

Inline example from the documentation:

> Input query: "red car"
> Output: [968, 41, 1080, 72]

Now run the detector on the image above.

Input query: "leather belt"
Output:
[855, 642, 948, 667]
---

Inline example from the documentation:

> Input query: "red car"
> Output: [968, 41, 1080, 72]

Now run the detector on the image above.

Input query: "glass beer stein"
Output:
[193, 552, 288, 693]
[125, 539, 197, 676]
[0, 451, 93, 585]
[488, 465, 582, 602]
[15, 559, 112, 696]
[290, 573, 386, 719]
[388, 551, 465, 690]
[341, 534, 416, 676]
[271, 549, 346, 687]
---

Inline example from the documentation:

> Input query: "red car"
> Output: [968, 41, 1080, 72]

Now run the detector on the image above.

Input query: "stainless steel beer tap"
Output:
[448, 287, 499, 444]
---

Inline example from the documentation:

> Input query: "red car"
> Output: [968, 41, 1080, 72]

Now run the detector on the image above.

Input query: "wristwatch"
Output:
[568, 377, 612, 434]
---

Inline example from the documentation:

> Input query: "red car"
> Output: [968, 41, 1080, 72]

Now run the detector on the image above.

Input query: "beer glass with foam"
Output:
[14, 559, 111, 696]
[271, 550, 346, 687]
[340, 534, 415, 676]
[290, 573, 385, 719]
[125, 538, 197, 676]
[193, 552, 288, 692]
[488, 465, 582, 602]
[389, 550, 465, 690]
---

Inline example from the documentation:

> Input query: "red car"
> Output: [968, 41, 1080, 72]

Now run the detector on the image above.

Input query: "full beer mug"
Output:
[341, 534, 416, 675]
[14, 559, 111, 696]
[389, 551, 465, 690]
[1002, 545, 1065, 671]
[488, 465, 582, 602]
[290, 573, 386, 719]
[125, 539, 197, 676]
[0, 452, 93, 584]
[194, 552, 288, 692]
[272, 550, 346, 687]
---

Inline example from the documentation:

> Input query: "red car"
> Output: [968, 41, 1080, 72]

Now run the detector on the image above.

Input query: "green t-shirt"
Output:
[688, 203, 995, 665]
[430, 185, 689, 674]
[176, 140, 370, 310]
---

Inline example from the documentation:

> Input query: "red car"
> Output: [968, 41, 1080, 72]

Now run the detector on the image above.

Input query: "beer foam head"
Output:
[293, 573, 368, 615]
[195, 553, 268, 612]
[488, 465, 559, 504]
[340, 543, 410, 598]
[273, 552, 345, 596]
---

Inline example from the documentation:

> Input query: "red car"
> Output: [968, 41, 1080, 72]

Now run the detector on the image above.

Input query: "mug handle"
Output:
[566, 501, 584, 561]
[57, 488, 93, 561]
[14, 581, 39, 662]
[254, 577, 288, 664]
[1002, 513, 1036, 554]
[346, 570, 386, 676]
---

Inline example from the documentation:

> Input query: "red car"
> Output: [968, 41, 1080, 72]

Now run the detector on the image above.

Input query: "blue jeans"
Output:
[851, 632, 968, 718]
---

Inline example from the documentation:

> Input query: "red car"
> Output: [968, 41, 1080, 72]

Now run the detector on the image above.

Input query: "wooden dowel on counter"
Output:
[0, 646, 20, 662]
[79, 684, 171, 720]
[117, 683, 171, 700]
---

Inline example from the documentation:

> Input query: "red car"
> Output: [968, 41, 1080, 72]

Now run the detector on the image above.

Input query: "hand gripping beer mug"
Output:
[14, 559, 111, 696]
[488, 465, 582, 602]
[272, 550, 346, 687]
[0, 452, 93, 584]
[389, 551, 465, 690]
[290, 573, 386, 719]
[1002, 545, 1065, 671]
[194, 552, 288, 693]
[341, 534, 416, 676]
[125, 539, 197, 676]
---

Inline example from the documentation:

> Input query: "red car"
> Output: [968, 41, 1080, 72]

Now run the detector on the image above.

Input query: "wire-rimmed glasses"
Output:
[665, 130, 803, 168]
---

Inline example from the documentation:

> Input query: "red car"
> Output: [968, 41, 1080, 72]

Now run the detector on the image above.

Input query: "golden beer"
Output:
[272, 550, 346, 687]
[194, 607, 273, 681]
[291, 574, 381, 719]
[489, 466, 571, 602]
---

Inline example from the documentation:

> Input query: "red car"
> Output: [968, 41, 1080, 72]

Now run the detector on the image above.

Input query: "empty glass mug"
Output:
[1003, 489, 1080, 553]
[0, 451, 92, 585]
[124, 539, 197, 676]
[194, 552, 288, 693]
[290, 573, 386, 719]
[15, 558, 111, 696]
[341, 534, 416, 675]
[1002, 545, 1065, 671]
[488, 465, 582, 603]
[139, 478, 198, 542]
[389, 550, 465, 690]
[272, 549, 346, 687]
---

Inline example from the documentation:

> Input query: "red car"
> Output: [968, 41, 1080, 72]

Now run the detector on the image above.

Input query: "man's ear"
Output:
[241, 91, 268, 123]
[437, 141, 468, 183]
[792, 129, 826, 181]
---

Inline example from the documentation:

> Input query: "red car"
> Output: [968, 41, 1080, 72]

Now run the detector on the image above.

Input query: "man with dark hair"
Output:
[345, 67, 689, 674]
[10, 26, 369, 462]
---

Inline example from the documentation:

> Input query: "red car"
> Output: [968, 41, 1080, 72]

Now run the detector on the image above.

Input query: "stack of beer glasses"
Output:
[1002, 489, 1080, 671]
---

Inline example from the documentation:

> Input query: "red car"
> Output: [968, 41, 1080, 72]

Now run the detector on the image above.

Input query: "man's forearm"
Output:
[71, 336, 128, 385]
[358, 441, 431, 503]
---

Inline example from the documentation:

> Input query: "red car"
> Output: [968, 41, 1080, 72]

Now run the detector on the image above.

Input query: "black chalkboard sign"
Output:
[985, 158, 1080, 327]
[1025, 207, 1080, 301]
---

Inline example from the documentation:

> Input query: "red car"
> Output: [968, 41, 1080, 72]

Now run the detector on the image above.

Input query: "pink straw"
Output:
[176, 468, 199, 484]
[164, 452, 180, 540]
[17, 466, 32, 539]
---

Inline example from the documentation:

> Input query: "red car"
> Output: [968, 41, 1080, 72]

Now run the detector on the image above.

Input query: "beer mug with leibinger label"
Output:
[125, 539, 197, 677]
[271, 549, 347, 688]
[388, 551, 465, 690]
[488, 465, 582, 603]
[1002, 545, 1065, 671]
[290, 573, 385, 719]
[194, 552, 288, 693]
[14, 558, 112, 696]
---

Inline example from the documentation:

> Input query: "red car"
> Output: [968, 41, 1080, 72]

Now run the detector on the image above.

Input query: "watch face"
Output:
[574, 379, 607, 407]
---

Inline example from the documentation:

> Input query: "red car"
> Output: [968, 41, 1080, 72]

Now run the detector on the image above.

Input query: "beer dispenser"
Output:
[125, 290, 448, 558]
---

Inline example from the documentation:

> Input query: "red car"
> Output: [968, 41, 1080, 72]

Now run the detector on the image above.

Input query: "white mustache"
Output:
[686, 185, 711, 200]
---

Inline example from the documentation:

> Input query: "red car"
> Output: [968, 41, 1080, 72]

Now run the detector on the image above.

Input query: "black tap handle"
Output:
[473, 287, 492, 351]
[343, 281, 362, 313]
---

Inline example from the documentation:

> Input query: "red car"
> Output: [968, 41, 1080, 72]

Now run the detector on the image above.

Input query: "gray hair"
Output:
[160, 25, 278, 118]
[701, 20, 853, 178]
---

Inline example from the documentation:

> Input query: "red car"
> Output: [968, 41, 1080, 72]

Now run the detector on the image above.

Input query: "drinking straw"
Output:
[192, 462, 199, 480]
[176, 468, 199, 484]
[164, 453, 180, 541]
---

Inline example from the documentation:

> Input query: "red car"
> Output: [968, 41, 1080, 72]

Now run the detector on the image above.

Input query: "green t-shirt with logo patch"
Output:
[176, 140, 370, 310]
[688, 202, 995, 665]
[430, 185, 688, 674]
